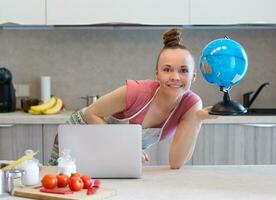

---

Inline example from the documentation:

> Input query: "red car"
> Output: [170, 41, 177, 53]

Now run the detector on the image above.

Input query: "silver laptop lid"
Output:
[58, 124, 142, 178]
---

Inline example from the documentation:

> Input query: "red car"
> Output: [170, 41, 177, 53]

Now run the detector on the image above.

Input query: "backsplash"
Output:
[0, 28, 275, 110]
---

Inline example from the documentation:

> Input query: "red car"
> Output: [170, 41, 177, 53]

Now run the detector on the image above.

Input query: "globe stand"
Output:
[209, 88, 247, 115]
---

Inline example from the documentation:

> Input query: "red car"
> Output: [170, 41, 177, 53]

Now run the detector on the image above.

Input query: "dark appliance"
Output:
[0, 67, 16, 112]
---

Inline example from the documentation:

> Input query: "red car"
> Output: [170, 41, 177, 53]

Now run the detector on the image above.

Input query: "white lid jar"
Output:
[18, 150, 39, 186]
[57, 149, 76, 177]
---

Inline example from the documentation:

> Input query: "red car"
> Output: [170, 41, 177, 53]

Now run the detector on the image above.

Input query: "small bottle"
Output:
[19, 150, 39, 186]
[57, 149, 76, 177]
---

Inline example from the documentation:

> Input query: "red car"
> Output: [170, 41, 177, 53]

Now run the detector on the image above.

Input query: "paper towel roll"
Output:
[41, 76, 51, 103]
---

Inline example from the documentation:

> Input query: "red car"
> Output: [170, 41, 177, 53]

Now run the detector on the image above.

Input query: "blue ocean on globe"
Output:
[199, 38, 248, 89]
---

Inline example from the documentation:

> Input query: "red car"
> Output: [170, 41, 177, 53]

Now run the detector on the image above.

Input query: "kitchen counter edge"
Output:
[1, 111, 276, 124]
[0, 111, 74, 124]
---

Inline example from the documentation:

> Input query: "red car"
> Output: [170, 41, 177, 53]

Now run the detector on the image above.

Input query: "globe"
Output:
[199, 38, 248, 115]
[199, 38, 248, 90]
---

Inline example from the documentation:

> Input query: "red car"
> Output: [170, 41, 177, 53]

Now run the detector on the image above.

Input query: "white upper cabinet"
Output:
[0, 0, 45, 25]
[190, 0, 276, 25]
[1, 0, 276, 26]
[46, 0, 190, 25]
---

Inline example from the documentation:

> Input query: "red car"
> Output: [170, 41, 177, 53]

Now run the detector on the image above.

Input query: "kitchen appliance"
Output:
[0, 163, 23, 196]
[81, 95, 99, 106]
[0, 67, 16, 113]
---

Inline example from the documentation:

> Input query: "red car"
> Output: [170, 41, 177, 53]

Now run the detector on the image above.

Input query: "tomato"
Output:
[81, 176, 93, 189]
[70, 172, 81, 178]
[69, 177, 84, 191]
[41, 174, 58, 189]
[56, 173, 69, 187]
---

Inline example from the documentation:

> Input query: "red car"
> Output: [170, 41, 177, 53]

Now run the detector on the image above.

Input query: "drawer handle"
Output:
[243, 124, 276, 128]
[0, 124, 15, 127]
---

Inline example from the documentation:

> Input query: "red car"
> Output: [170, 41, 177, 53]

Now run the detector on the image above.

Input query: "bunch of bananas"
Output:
[28, 96, 63, 115]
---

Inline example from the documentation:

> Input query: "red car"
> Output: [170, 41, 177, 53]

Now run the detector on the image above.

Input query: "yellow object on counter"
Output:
[1, 151, 38, 171]
[28, 109, 41, 115]
[28, 96, 63, 115]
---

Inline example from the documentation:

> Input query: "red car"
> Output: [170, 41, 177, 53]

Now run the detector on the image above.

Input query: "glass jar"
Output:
[18, 150, 39, 186]
[57, 149, 76, 176]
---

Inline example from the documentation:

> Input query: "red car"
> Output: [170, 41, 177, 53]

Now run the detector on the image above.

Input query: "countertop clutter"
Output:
[3, 165, 276, 200]
[0, 111, 276, 124]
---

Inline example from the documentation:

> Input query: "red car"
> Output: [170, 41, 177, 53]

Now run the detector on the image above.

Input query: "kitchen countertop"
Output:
[0, 111, 74, 124]
[0, 111, 276, 124]
[3, 165, 276, 200]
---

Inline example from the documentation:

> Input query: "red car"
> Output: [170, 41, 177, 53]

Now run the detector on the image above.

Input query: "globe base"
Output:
[209, 100, 247, 115]
[209, 90, 247, 115]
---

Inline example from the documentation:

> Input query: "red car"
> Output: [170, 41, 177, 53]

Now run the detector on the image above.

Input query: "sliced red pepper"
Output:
[40, 188, 74, 195]
[87, 187, 99, 195]
[93, 179, 101, 188]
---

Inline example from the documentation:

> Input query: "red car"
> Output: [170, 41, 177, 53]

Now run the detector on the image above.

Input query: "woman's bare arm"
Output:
[168, 101, 217, 169]
[84, 86, 127, 124]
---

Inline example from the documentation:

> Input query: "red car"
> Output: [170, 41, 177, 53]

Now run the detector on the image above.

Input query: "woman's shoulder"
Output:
[178, 90, 201, 112]
[126, 80, 159, 92]
[124, 80, 159, 111]
[183, 90, 201, 102]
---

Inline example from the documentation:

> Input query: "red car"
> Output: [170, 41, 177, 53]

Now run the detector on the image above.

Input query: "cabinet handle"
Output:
[0, 124, 15, 127]
[243, 124, 276, 128]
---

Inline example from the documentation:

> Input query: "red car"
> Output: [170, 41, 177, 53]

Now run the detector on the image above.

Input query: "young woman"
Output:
[49, 28, 215, 169]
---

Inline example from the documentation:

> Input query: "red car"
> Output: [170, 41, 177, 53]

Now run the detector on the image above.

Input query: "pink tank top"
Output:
[113, 80, 201, 141]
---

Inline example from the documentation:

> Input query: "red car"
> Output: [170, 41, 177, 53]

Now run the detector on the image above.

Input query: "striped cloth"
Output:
[48, 108, 87, 166]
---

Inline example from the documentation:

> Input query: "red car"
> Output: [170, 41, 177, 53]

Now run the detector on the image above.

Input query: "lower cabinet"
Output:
[0, 124, 43, 163]
[193, 124, 276, 165]
[0, 124, 58, 165]
[42, 125, 59, 165]
[145, 124, 276, 165]
[1, 124, 276, 166]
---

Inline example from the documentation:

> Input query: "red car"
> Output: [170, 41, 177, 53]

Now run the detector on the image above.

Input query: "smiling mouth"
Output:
[167, 84, 184, 88]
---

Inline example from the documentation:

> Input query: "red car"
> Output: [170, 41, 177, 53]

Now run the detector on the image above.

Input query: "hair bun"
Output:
[162, 28, 185, 48]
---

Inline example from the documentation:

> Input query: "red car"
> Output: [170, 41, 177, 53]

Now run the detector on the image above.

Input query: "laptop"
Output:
[58, 124, 142, 178]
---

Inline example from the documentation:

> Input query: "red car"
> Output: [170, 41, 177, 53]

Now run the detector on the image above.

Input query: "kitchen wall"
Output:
[0, 27, 276, 110]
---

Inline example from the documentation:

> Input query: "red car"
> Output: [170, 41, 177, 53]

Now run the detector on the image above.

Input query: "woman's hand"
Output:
[196, 106, 219, 120]
[142, 151, 150, 162]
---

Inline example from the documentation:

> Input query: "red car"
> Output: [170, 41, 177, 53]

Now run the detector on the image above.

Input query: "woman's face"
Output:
[156, 48, 196, 97]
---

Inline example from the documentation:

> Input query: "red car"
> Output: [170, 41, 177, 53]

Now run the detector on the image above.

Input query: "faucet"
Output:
[243, 82, 270, 108]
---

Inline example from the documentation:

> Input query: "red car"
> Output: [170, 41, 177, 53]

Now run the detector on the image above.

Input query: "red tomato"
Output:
[56, 173, 69, 187]
[41, 174, 58, 189]
[81, 176, 93, 189]
[70, 172, 81, 178]
[69, 177, 84, 191]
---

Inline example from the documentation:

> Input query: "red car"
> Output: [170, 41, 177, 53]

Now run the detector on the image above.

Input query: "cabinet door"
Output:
[190, 0, 276, 25]
[157, 137, 194, 165]
[0, 0, 45, 25]
[47, 0, 189, 25]
[0, 124, 43, 162]
[145, 136, 193, 166]
[43, 125, 59, 165]
[192, 124, 276, 165]
[153, 124, 276, 165]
